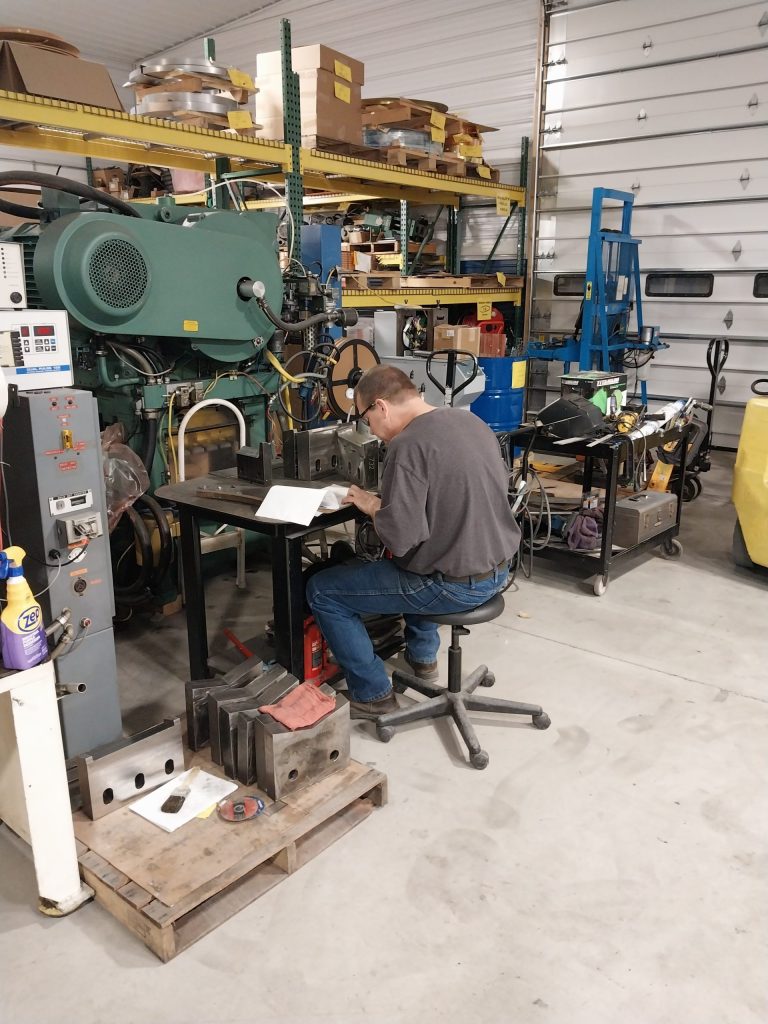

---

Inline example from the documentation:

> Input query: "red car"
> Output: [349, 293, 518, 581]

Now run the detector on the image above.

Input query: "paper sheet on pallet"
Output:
[129, 769, 237, 833]
[254, 484, 350, 526]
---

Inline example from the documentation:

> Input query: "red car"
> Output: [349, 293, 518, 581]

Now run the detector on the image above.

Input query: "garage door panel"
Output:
[538, 201, 768, 240]
[544, 50, 767, 110]
[535, 2, 768, 446]
[546, 7, 767, 79]
[540, 128, 768, 179]
[548, 0, 755, 45]
[544, 88, 768, 146]
[539, 161, 768, 208]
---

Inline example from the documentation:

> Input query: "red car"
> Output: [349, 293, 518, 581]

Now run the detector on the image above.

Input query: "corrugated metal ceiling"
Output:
[0, 2, 276, 68]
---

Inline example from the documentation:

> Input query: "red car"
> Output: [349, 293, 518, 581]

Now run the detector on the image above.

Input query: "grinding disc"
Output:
[217, 796, 265, 822]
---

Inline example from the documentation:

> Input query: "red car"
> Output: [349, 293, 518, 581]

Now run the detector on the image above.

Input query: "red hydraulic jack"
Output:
[303, 615, 334, 685]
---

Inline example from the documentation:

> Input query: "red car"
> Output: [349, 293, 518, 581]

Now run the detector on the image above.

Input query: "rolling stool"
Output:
[375, 593, 551, 769]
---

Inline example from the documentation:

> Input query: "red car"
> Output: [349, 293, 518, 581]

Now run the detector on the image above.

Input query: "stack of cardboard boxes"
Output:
[255, 44, 364, 146]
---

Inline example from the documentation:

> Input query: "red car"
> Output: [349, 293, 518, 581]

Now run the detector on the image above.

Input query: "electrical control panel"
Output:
[2, 389, 122, 757]
[0, 241, 26, 308]
[0, 309, 73, 391]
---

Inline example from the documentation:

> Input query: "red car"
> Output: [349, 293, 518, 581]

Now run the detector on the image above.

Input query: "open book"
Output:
[255, 483, 350, 526]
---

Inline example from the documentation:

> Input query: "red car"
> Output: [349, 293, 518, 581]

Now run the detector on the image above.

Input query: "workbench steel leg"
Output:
[179, 507, 210, 679]
[0, 662, 92, 915]
[600, 446, 619, 579]
[272, 532, 306, 680]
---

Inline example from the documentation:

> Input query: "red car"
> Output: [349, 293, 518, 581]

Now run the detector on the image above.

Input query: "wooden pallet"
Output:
[340, 270, 402, 289]
[303, 137, 474, 180]
[73, 759, 386, 961]
[385, 147, 466, 176]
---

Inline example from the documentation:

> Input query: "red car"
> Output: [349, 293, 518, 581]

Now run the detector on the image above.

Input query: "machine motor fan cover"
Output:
[33, 209, 283, 362]
[87, 236, 149, 312]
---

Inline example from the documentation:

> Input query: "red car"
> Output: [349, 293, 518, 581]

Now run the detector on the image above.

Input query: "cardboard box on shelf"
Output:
[257, 44, 364, 86]
[433, 325, 481, 356]
[0, 42, 123, 110]
[255, 68, 361, 144]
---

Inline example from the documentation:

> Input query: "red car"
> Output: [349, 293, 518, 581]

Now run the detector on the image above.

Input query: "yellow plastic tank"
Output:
[732, 397, 768, 568]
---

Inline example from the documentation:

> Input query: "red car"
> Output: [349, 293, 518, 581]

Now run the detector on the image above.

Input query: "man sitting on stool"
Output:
[306, 365, 520, 719]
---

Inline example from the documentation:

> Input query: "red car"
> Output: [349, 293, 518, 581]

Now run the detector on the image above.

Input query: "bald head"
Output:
[354, 363, 432, 441]
[355, 364, 418, 411]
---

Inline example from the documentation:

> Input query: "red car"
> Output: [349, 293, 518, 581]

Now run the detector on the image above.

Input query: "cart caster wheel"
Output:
[683, 476, 702, 502]
[480, 671, 495, 687]
[376, 725, 395, 743]
[470, 750, 489, 770]
[593, 575, 608, 597]
[532, 712, 551, 730]
[660, 538, 683, 559]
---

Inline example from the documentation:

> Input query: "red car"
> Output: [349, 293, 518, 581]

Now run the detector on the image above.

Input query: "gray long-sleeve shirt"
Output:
[374, 407, 521, 577]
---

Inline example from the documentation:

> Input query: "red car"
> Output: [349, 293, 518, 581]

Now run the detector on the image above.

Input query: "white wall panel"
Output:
[532, 0, 768, 446]
[152, 0, 540, 169]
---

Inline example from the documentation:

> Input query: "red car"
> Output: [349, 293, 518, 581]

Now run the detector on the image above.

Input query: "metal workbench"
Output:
[157, 470, 360, 681]
[530, 423, 692, 596]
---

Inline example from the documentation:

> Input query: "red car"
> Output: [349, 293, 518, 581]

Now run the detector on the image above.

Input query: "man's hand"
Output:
[343, 485, 382, 518]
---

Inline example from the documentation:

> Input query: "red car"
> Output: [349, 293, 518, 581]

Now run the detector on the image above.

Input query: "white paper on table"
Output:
[254, 483, 350, 526]
[129, 769, 237, 833]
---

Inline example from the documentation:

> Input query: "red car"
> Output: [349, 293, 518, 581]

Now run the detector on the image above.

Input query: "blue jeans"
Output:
[306, 559, 508, 703]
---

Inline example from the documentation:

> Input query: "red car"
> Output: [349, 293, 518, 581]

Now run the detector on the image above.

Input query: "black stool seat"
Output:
[414, 593, 505, 627]
[375, 591, 550, 770]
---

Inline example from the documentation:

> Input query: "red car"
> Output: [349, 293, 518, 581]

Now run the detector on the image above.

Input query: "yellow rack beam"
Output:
[342, 288, 522, 309]
[0, 91, 291, 174]
[302, 149, 525, 205]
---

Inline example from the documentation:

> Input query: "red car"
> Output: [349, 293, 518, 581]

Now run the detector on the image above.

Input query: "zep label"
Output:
[17, 605, 41, 632]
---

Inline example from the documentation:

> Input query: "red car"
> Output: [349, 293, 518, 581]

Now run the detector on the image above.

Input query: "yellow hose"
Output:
[265, 348, 303, 384]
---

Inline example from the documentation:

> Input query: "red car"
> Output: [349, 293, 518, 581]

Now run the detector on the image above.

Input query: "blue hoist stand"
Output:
[528, 187, 668, 405]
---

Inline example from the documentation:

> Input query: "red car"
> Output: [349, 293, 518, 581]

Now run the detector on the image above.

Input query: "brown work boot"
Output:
[404, 651, 440, 683]
[347, 691, 399, 720]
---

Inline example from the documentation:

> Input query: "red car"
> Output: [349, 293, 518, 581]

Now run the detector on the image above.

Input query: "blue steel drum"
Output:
[470, 357, 525, 431]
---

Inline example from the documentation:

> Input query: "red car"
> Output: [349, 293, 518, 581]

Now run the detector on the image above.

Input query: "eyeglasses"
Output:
[357, 399, 378, 425]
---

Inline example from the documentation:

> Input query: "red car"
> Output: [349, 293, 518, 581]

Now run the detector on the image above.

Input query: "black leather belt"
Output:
[436, 560, 508, 584]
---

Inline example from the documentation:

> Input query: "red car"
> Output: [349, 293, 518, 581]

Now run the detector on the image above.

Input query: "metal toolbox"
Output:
[612, 491, 678, 547]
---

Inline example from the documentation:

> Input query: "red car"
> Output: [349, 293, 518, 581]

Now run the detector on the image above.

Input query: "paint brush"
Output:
[160, 767, 200, 814]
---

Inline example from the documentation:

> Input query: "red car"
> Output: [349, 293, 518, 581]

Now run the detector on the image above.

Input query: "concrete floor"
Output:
[1, 453, 766, 1024]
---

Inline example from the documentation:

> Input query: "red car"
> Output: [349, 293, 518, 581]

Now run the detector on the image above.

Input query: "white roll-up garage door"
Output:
[531, 0, 768, 446]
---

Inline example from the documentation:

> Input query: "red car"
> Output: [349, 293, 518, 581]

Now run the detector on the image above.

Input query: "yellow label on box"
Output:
[496, 195, 511, 216]
[477, 301, 492, 321]
[430, 109, 446, 129]
[183, 320, 199, 333]
[334, 60, 352, 82]
[227, 68, 254, 89]
[227, 110, 253, 129]
[477, 165, 492, 179]
[512, 360, 527, 389]
[496, 271, 507, 286]
[460, 143, 483, 158]
[334, 81, 351, 103]
[431, 126, 446, 144]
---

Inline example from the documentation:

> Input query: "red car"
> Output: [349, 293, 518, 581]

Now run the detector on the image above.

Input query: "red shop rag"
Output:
[259, 682, 336, 730]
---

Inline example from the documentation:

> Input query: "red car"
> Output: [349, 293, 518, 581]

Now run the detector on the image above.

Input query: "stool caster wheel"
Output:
[471, 750, 489, 770]
[480, 671, 495, 687]
[593, 575, 608, 597]
[532, 712, 551, 730]
[392, 680, 407, 694]
[376, 725, 395, 743]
